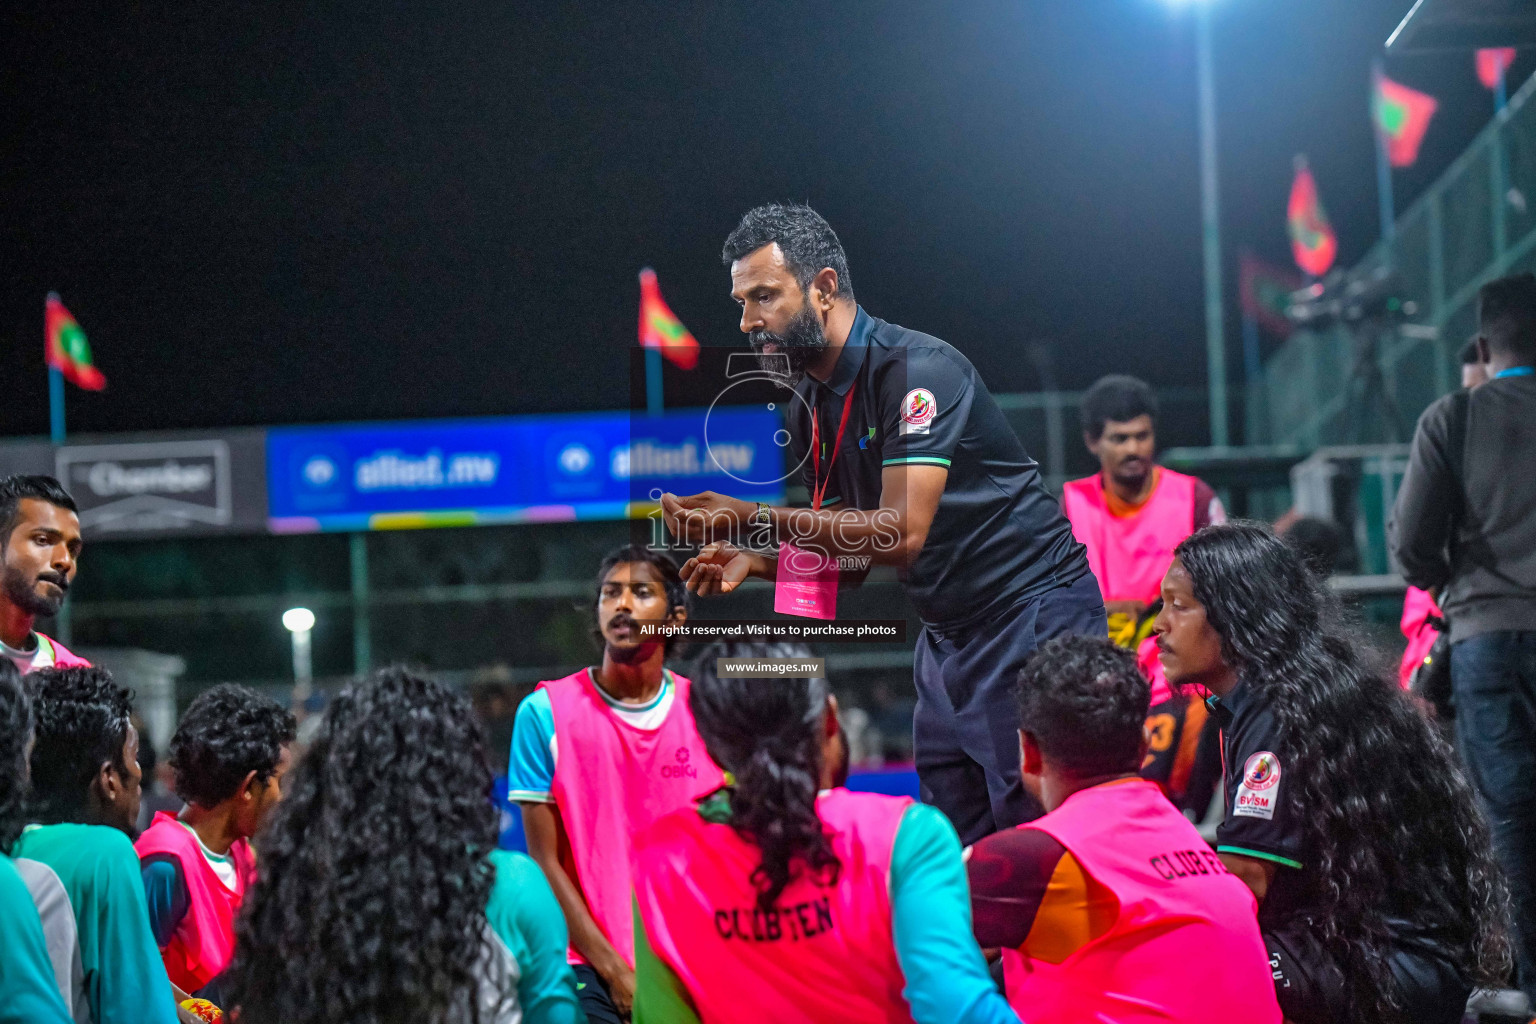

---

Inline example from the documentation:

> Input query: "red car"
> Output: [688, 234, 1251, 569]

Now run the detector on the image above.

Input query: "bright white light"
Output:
[282, 607, 316, 633]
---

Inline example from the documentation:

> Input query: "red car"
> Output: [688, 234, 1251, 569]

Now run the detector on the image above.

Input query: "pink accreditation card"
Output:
[774, 542, 838, 619]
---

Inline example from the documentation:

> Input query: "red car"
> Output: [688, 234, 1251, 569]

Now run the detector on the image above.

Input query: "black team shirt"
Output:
[1209, 681, 1307, 927]
[784, 308, 1090, 631]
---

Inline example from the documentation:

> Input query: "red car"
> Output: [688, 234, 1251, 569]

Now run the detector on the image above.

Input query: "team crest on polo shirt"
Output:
[900, 388, 936, 435]
[1234, 751, 1281, 820]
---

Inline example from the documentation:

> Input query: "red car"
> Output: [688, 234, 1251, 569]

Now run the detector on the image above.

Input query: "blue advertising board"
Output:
[266, 408, 787, 532]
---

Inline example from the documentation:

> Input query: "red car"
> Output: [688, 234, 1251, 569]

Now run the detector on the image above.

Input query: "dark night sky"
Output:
[2, 2, 1526, 438]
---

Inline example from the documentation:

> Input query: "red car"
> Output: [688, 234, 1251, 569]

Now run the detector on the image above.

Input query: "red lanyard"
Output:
[811, 383, 857, 511]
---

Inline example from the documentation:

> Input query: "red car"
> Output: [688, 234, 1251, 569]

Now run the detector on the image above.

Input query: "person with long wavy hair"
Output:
[220, 667, 582, 1024]
[1153, 522, 1509, 1024]
[0, 659, 73, 1024]
[629, 663, 1018, 1024]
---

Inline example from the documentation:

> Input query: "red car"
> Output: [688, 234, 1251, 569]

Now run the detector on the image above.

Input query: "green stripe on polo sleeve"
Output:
[881, 456, 952, 467]
[1216, 845, 1304, 870]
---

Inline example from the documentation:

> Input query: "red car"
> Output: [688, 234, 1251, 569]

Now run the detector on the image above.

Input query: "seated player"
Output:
[1155, 523, 1508, 1024]
[0, 475, 91, 672]
[1062, 375, 1224, 812]
[15, 666, 176, 1024]
[510, 545, 724, 1023]
[968, 635, 1280, 1023]
[631, 662, 1018, 1024]
[136, 684, 296, 993]
[220, 667, 583, 1024]
[0, 660, 74, 1024]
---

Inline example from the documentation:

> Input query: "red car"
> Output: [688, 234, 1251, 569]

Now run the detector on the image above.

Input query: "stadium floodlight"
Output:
[282, 607, 315, 699]
[282, 607, 316, 632]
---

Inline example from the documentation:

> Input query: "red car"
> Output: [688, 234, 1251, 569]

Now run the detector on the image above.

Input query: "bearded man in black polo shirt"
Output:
[660, 202, 1105, 843]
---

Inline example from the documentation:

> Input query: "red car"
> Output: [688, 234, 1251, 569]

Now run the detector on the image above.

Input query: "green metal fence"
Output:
[1257, 68, 1536, 447]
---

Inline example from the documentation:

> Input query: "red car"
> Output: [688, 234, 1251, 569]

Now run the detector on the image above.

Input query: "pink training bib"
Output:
[633, 788, 915, 1024]
[37, 633, 91, 668]
[543, 668, 723, 966]
[134, 812, 255, 992]
[1062, 468, 1198, 608]
[1399, 586, 1442, 691]
[1002, 779, 1282, 1024]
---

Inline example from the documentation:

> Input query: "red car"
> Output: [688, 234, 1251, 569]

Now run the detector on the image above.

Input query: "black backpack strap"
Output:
[1443, 386, 1468, 528]
[1444, 387, 1471, 516]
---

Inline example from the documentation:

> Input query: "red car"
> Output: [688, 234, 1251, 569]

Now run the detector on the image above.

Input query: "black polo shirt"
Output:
[784, 307, 1089, 630]
[1209, 681, 1308, 926]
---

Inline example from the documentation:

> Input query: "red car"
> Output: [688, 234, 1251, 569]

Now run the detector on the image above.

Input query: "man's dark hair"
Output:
[0, 475, 78, 542]
[1478, 271, 1536, 360]
[1016, 635, 1148, 776]
[722, 203, 853, 303]
[169, 684, 296, 808]
[1080, 375, 1159, 441]
[0, 660, 32, 853]
[1459, 336, 1484, 366]
[25, 665, 133, 824]
[1282, 516, 1345, 579]
[690, 661, 839, 912]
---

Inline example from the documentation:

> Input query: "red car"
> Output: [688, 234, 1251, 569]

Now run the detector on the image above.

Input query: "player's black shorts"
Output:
[571, 963, 625, 1024]
[1263, 922, 1470, 1024]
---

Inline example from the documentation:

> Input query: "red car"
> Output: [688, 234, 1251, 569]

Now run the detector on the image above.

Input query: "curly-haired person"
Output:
[1153, 523, 1509, 1024]
[134, 684, 295, 994]
[0, 659, 73, 1024]
[15, 665, 176, 1024]
[221, 666, 582, 1024]
[967, 636, 1280, 1023]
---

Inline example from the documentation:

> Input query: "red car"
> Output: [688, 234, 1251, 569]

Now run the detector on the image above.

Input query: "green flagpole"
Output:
[646, 347, 663, 416]
[1372, 61, 1396, 244]
[49, 367, 66, 445]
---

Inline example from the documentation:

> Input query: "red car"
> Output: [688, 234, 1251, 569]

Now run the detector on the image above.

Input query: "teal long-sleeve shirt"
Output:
[13, 823, 177, 1024]
[485, 849, 586, 1024]
[0, 853, 73, 1024]
[634, 801, 1019, 1024]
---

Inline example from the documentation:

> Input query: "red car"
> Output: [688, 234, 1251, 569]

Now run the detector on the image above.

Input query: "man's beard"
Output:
[750, 300, 828, 388]
[2, 564, 67, 618]
[1112, 456, 1152, 490]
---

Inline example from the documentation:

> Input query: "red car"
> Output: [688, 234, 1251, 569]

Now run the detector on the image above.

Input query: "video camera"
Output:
[1284, 264, 1419, 330]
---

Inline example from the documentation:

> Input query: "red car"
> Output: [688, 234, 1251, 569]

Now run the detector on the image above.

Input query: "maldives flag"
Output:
[1477, 48, 1516, 90]
[1374, 72, 1437, 168]
[1288, 160, 1337, 278]
[45, 293, 106, 390]
[638, 268, 699, 370]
